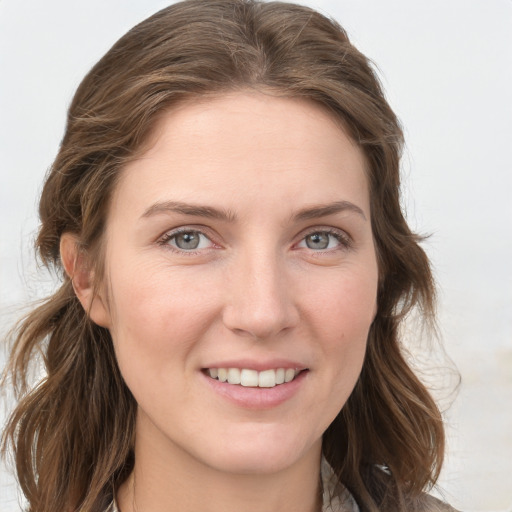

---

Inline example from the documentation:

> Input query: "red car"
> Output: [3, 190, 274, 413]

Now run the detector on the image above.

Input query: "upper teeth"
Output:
[208, 368, 300, 388]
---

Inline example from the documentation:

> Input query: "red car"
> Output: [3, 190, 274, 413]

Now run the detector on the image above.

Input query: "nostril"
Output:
[222, 305, 299, 341]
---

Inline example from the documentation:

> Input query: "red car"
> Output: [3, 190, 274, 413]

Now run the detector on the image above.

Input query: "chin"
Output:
[206, 450, 301, 475]
[197, 425, 321, 475]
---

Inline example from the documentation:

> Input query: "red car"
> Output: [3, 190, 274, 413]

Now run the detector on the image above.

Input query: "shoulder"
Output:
[105, 500, 118, 512]
[412, 493, 460, 512]
[321, 458, 461, 512]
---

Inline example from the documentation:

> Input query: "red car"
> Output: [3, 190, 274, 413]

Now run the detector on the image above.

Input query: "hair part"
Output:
[2, 1, 443, 511]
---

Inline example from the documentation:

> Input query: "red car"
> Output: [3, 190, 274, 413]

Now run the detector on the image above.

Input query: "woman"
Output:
[1, 1, 456, 511]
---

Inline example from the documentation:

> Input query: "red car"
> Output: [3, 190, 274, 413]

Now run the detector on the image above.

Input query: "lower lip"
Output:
[202, 370, 308, 410]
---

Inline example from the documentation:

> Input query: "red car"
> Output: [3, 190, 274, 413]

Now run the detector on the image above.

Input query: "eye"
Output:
[296, 230, 350, 251]
[160, 229, 214, 251]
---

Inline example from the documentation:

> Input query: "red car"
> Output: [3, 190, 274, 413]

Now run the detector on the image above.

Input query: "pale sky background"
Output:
[1, 1, 511, 511]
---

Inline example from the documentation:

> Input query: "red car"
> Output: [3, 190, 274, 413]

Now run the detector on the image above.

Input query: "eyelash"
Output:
[297, 228, 352, 252]
[157, 227, 352, 254]
[157, 228, 216, 255]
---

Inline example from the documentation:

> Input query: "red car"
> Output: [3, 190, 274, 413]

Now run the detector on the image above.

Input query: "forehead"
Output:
[111, 91, 370, 221]
[144, 91, 360, 163]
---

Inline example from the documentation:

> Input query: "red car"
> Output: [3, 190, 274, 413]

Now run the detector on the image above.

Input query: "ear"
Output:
[60, 233, 111, 328]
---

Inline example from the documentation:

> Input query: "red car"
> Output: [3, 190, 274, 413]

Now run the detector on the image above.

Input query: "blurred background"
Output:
[1, 1, 511, 511]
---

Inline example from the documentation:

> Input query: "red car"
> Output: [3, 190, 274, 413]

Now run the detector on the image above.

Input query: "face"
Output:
[97, 92, 378, 475]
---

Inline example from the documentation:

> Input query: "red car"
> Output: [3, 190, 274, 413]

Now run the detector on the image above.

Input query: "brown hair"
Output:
[2, 1, 444, 510]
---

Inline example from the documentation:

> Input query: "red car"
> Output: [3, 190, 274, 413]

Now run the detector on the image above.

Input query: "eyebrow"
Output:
[293, 200, 367, 222]
[141, 199, 366, 223]
[141, 200, 237, 222]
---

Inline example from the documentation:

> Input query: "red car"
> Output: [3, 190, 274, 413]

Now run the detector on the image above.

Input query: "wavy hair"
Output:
[2, 1, 444, 510]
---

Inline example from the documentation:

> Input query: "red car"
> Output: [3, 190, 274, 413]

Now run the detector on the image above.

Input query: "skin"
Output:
[61, 91, 379, 512]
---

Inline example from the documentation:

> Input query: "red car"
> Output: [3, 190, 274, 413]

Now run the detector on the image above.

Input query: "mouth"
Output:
[203, 367, 306, 388]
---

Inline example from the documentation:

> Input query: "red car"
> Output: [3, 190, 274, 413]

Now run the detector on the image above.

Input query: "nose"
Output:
[222, 249, 300, 340]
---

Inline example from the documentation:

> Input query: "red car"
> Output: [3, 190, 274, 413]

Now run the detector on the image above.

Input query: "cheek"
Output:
[106, 262, 221, 379]
[305, 265, 378, 337]
[304, 266, 377, 388]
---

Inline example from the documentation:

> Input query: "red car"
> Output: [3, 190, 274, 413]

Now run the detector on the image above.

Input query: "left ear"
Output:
[60, 233, 111, 328]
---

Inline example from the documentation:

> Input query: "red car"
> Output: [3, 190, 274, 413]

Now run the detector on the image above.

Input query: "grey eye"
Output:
[305, 232, 330, 250]
[174, 231, 201, 250]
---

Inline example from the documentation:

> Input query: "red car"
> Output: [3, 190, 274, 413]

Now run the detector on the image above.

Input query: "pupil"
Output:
[176, 232, 200, 250]
[306, 232, 329, 250]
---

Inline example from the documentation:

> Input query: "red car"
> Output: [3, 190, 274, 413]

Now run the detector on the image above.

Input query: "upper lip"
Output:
[202, 359, 308, 372]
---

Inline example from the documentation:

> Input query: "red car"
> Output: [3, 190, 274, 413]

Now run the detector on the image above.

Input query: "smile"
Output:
[206, 368, 303, 388]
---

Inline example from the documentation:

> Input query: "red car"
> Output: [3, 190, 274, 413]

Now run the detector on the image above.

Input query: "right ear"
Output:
[60, 233, 111, 328]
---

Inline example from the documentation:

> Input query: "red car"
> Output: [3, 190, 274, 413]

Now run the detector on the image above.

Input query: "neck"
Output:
[117, 416, 323, 512]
